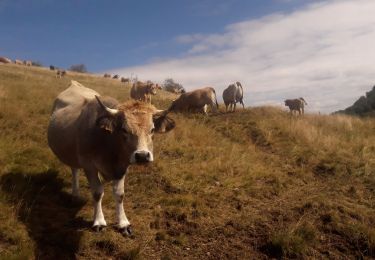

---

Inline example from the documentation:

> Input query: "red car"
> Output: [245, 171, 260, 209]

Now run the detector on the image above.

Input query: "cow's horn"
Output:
[95, 95, 119, 115]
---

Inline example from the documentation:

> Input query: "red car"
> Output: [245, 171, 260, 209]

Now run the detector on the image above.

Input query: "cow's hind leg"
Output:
[112, 175, 132, 236]
[71, 168, 79, 197]
[85, 168, 107, 231]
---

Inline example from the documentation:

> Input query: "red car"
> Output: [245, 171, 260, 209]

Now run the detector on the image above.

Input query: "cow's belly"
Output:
[48, 107, 81, 168]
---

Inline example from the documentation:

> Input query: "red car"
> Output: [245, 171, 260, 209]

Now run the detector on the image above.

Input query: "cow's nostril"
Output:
[134, 151, 151, 163]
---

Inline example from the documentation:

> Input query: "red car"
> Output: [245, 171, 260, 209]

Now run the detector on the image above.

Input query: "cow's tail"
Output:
[212, 88, 219, 109]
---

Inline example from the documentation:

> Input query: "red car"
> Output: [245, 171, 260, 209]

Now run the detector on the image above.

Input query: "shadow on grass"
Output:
[0, 169, 89, 259]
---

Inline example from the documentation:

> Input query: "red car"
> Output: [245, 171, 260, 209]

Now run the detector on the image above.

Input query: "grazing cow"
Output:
[47, 81, 175, 234]
[104, 73, 111, 78]
[14, 59, 23, 65]
[223, 82, 244, 112]
[284, 98, 308, 115]
[50, 65, 55, 71]
[56, 70, 66, 78]
[24, 60, 32, 66]
[169, 87, 219, 115]
[130, 81, 160, 103]
[121, 77, 130, 83]
[113, 74, 119, 79]
[0, 57, 12, 64]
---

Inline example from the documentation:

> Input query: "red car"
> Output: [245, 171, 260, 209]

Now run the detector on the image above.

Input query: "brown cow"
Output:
[56, 70, 66, 78]
[169, 87, 219, 115]
[130, 81, 160, 103]
[104, 73, 111, 78]
[113, 74, 119, 79]
[0, 57, 12, 64]
[284, 97, 308, 115]
[121, 77, 130, 83]
[14, 59, 23, 65]
[47, 81, 175, 234]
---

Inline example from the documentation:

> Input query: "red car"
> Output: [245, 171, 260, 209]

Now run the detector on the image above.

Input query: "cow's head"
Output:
[147, 83, 159, 95]
[95, 96, 175, 165]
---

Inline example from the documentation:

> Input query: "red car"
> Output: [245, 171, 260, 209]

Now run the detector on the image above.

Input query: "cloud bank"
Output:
[110, 0, 375, 113]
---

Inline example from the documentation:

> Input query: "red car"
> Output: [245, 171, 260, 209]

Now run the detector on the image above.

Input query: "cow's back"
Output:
[48, 81, 99, 167]
[172, 87, 215, 111]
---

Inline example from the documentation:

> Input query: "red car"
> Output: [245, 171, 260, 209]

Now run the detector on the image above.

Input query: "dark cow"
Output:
[47, 81, 175, 234]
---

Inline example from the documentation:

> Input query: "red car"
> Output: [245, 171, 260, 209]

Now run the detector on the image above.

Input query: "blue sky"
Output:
[2, 0, 375, 113]
[1, 0, 311, 71]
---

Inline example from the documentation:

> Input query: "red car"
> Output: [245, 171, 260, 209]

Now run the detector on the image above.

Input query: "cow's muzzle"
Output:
[133, 150, 153, 164]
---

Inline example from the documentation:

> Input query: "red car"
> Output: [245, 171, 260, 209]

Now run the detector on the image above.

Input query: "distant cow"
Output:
[284, 98, 308, 115]
[47, 80, 175, 234]
[104, 73, 111, 78]
[0, 57, 12, 64]
[24, 60, 32, 66]
[169, 87, 219, 115]
[56, 70, 66, 78]
[14, 59, 23, 65]
[121, 77, 129, 83]
[223, 81, 244, 112]
[50, 65, 55, 70]
[113, 74, 119, 79]
[130, 81, 160, 103]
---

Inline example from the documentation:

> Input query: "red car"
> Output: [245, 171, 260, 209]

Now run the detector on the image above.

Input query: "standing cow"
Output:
[130, 81, 160, 103]
[48, 81, 175, 234]
[104, 73, 111, 78]
[56, 70, 66, 78]
[14, 59, 23, 65]
[284, 97, 308, 115]
[24, 60, 32, 66]
[222, 81, 244, 112]
[169, 87, 219, 115]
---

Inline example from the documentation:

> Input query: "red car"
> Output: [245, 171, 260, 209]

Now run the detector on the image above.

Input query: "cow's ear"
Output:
[153, 113, 175, 133]
[97, 116, 116, 133]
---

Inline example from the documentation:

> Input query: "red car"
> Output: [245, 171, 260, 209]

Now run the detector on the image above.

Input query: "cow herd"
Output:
[46, 76, 309, 236]
[0, 56, 32, 66]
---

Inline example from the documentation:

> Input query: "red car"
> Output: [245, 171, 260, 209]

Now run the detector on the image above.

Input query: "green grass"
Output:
[0, 64, 374, 259]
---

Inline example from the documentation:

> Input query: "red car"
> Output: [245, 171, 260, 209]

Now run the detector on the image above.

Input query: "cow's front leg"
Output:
[85, 169, 107, 231]
[112, 175, 132, 236]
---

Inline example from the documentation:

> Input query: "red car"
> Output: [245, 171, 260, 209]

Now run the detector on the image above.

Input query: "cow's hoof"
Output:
[120, 225, 133, 237]
[92, 225, 105, 232]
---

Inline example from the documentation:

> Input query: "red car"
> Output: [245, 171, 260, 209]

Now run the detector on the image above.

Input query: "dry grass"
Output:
[0, 64, 374, 259]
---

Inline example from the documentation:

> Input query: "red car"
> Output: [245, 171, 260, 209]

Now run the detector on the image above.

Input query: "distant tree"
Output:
[31, 61, 43, 67]
[163, 78, 185, 94]
[69, 64, 87, 73]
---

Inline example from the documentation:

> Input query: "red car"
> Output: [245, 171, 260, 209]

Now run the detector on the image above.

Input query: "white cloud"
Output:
[110, 0, 375, 113]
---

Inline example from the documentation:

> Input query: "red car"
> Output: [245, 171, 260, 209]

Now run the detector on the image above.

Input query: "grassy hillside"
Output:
[0, 64, 374, 259]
